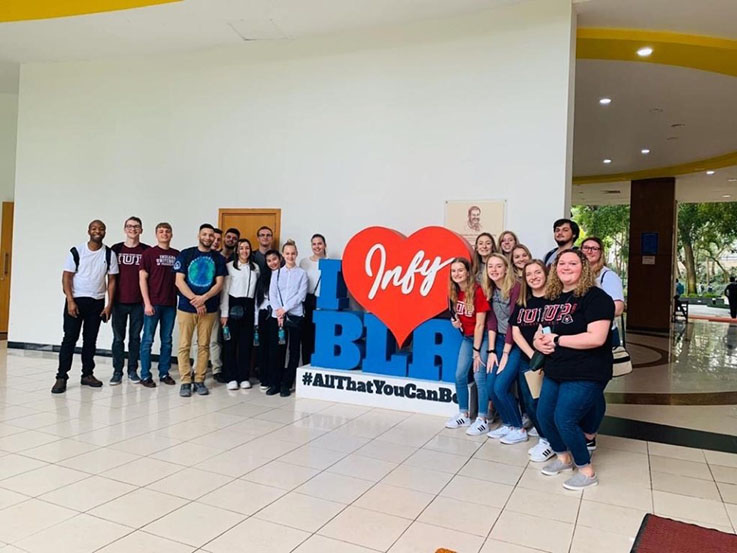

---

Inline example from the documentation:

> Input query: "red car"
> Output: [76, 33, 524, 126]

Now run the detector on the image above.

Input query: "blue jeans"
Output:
[112, 303, 144, 375]
[486, 334, 522, 428]
[140, 305, 176, 380]
[537, 377, 606, 467]
[517, 358, 544, 437]
[455, 335, 489, 417]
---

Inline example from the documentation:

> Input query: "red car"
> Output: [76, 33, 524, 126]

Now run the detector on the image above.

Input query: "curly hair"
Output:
[545, 249, 596, 299]
[448, 257, 477, 314]
[482, 253, 517, 301]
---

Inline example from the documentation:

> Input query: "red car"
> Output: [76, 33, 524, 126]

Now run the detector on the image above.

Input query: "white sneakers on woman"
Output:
[445, 413, 471, 429]
[487, 424, 513, 439]
[500, 427, 528, 444]
[240, 380, 252, 389]
[465, 417, 488, 436]
[528, 438, 555, 462]
[227, 380, 252, 390]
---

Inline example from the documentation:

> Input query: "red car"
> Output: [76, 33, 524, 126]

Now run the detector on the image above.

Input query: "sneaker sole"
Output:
[109, 381, 122, 386]
[563, 479, 599, 491]
[465, 428, 488, 436]
[500, 436, 528, 445]
[529, 452, 555, 462]
[541, 466, 573, 476]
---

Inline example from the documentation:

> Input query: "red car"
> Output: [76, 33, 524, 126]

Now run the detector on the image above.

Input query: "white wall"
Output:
[0, 92, 18, 225]
[11, 0, 575, 347]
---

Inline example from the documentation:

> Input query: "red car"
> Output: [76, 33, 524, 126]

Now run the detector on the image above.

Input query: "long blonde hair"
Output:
[511, 244, 533, 279]
[498, 230, 519, 257]
[545, 249, 596, 299]
[472, 232, 497, 277]
[518, 259, 548, 307]
[482, 253, 516, 301]
[448, 257, 476, 314]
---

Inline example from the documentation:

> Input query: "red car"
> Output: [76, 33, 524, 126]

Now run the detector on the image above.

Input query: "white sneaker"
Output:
[445, 413, 471, 429]
[487, 424, 513, 439]
[528, 427, 539, 437]
[500, 427, 528, 445]
[465, 417, 488, 436]
[259, 384, 268, 391]
[240, 380, 252, 389]
[522, 413, 532, 429]
[528, 438, 555, 462]
[226, 380, 239, 391]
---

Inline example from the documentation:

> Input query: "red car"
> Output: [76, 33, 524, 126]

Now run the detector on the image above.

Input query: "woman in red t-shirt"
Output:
[445, 257, 491, 436]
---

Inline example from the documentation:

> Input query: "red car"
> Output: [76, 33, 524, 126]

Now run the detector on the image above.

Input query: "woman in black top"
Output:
[533, 249, 614, 491]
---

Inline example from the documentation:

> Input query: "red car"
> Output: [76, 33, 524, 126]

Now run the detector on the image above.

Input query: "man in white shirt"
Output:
[52, 220, 119, 394]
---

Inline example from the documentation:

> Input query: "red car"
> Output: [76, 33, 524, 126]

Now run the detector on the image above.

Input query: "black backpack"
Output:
[70, 246, 113, 272]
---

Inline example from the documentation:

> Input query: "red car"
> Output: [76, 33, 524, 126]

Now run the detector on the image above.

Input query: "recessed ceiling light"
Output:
[728, 178, 737, 182]
[641, 149, 651, 154]
[599, 98, 612, 105]
[637, 46, 653, 57]
[723, 194, 732, 198]
[706, 170, 716, 175]
[603, 159, 612, 164]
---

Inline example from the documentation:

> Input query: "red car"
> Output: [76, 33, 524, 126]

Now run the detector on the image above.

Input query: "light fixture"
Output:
[641, 149, 651, 155]
[603, 159, 612, 164]
[723, 194, 732, 198]
[637, 46, 653, 57]
[706, 170, 716, 175]
[599, 97, 612, 105]
[728, 178, 737, 182]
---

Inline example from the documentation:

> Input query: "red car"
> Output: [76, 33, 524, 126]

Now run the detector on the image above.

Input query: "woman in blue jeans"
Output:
[444, 257, 490, 436]
[533, 249, 614, 490]
[484, 253, 526, 444]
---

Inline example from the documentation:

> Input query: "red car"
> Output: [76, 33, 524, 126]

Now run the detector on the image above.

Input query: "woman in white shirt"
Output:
[220, 239, 260, 390]
[268, 240, 308, 397]
[298, 233, 326, 365]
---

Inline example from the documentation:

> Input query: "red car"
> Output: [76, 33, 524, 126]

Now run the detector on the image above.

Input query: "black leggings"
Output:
[268, 318, 302, 390]
[222, 297, 255, 383]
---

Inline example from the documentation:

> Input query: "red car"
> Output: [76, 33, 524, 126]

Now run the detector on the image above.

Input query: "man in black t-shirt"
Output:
[543, 218, 579, 266]
[725, 277, 737, 319]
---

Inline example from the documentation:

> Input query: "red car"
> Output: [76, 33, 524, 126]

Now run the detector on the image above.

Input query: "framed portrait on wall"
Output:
[444, 200, 506, 245]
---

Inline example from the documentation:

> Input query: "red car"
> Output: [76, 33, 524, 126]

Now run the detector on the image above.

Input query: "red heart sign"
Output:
[342, 226, 473, 346]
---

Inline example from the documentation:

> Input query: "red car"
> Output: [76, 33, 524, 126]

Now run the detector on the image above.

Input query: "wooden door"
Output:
[0, 202, 14, 333]
[218, 208, 281, 251]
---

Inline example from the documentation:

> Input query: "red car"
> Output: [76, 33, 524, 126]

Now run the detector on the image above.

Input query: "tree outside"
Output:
[572, 202, 737, 297]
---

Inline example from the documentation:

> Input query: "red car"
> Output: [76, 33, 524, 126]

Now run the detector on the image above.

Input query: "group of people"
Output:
[53, 215, 625, 491]
[446, 218, 625, 491]
[52, 217, 326, 399]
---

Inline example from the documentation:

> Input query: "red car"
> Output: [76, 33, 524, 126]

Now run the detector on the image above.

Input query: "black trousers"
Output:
[268, 317, 301, 390]
[259, 312, 284, 388]
[57, 297, 104, 379]
[729, 299, 737, 319]
[301, 294, 317, 365]
[223, 297, 255, 383]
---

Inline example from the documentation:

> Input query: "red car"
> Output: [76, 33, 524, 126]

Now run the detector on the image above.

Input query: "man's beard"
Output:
[555, 238, 570, 247]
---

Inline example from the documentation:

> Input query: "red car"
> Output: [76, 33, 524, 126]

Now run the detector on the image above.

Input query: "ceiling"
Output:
[0, 0, 735, 205]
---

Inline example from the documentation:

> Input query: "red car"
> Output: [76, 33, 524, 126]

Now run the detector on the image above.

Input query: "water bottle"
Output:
[253, 326, 260, 347]
[278, 326, 286, 345]
[223, 325, 231, 341]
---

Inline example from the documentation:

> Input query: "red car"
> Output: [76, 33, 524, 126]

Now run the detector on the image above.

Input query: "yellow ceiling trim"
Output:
[0, 0, 180, 23]
[576, 28, 737, 78]
[573, 150, 737, 185]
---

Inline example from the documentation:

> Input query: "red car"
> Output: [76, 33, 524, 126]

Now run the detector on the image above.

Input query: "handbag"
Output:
[612, 345, 632, 377]
[284, 314, 304, 329]
[528, 351, 546, 371]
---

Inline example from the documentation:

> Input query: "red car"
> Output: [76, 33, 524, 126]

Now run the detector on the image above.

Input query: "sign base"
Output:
[297, 365, 458, 416]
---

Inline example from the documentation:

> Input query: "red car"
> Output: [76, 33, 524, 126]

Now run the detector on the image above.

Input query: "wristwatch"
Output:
[553, 335, 561, 345]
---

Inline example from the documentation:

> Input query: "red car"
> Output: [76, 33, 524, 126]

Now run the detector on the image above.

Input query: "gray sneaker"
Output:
[179, 383, 192, 397]
[541, 458, 574, 476]
[193, 382, 209, 396]
[563, 471, 599, 490]
[128, 371, 141, 383]
[109, 373, 122, 386]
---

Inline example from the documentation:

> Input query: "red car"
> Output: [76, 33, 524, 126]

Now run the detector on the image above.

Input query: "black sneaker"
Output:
[265, 386, 280, 396]
[179, 383, 192, 397]
[213, 373, 226, 384]
[160, 375, 176, 385]
[280, 386, 291, 398]
[81, 375, 103, 388]
[586, 437, 597, 452]
[51, 378, 67, 394]
[193, 382, 209, 396]
[141, 378, 156, 388]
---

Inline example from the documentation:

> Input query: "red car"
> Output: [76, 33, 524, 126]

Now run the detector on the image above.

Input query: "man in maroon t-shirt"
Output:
[110, 216, 149, 384]
[139, 222, 180, 387]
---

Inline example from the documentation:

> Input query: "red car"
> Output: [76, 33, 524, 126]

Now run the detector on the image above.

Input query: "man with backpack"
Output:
[110, 216, 149, 384]
[52, 220, 119, 394]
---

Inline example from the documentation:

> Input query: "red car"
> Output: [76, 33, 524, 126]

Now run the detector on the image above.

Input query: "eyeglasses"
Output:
[125, 224, 141, 229]
[581, 246, 601, 252]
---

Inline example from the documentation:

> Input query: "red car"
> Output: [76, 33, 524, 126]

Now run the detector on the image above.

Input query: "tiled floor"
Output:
[1, 345, 737, 553]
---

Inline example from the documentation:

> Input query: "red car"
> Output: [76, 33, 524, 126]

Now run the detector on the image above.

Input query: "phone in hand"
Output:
[100, 313, 109, 323]
[541, 326, 551, 335]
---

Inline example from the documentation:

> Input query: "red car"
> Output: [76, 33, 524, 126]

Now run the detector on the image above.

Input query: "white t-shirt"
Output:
[299, 256, 324, 296]
[63, 242, 120, 300]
